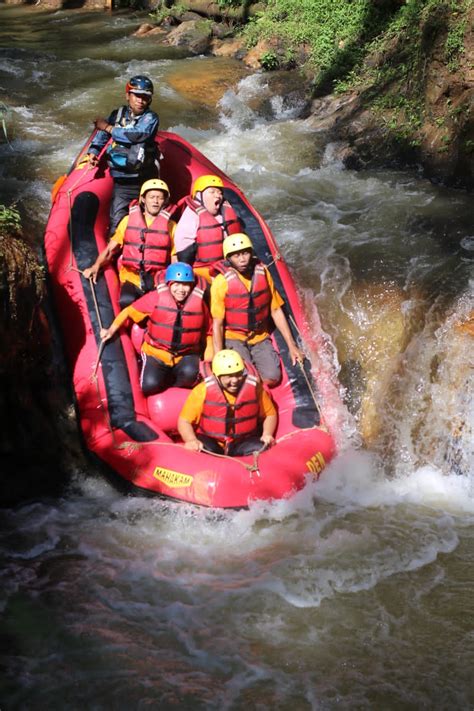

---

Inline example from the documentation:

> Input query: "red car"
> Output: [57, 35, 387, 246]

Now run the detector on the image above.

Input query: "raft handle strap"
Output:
[264, 252, 282, 269]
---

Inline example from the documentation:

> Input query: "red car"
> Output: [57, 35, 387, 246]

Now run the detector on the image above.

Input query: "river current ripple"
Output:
[0, 7, 473, 709]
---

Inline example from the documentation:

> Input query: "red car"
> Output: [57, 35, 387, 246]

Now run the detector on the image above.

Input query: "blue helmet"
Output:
[126, 75, 154, 96]
[165, 262, 194, 284]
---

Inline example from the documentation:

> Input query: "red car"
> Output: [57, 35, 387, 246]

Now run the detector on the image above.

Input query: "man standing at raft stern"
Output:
[211, 233, 305, 387]
[83, 179, 175, 308]
[174, 174, 243, 282]
[86, 75, 160, 234]
[178, 349, 277, 456]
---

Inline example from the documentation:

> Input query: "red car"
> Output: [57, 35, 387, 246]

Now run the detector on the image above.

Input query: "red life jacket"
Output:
[197, 362, 260, 443]
[222, 261, 272, 334]
[144, 277, 207, 355]
[185, 197, 242, 267]
[121, 202, 172, 275]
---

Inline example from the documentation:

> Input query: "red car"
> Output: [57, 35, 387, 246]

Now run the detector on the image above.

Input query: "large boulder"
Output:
[163, 19, 213, 55]
[166, 59, 249, 108]
[210, 37, 247, 60]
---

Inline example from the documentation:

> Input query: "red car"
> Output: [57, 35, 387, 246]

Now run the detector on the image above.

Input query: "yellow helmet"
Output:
[223, 233, 253, 259]
[212, 349, 244, 377]
[140, 179, 170, 198]
[192, 174, 224, 198]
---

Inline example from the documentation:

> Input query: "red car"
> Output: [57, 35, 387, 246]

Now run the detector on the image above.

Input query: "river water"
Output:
[1, 6, 473, 709]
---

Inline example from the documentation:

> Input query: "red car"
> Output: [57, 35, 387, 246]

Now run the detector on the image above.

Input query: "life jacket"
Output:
[184, 196, 242, 267]
[144, 276, 207, 355]
[222, 261, 272, 334]
[121, 202, 172, 276]
[106, 106, 157, 174]
[197, 362, 260, 443]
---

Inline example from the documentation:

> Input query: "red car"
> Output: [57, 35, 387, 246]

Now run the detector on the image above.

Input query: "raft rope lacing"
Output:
[264, 252, 282, 269]
[116, 438, 270, 473]
[57, 143, 122, 442]
[115, 425, 320, 475]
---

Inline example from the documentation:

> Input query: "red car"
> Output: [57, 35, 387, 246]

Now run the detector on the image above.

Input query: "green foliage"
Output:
[242, 0, 394, 90]
[215, 0, 245, 8]
[243, 0, 471, 96]
[321, 0, 471, 153]
[260, 50, 279, 71]
[373, 94, 423, 148]
[0, 204, 21, 239]
[149, 0, 187, 22]
[148, 0, 248, 17]
[445, 17, 466, 71]
[0, 205, 45, 321]
[148, 4, 170, 23]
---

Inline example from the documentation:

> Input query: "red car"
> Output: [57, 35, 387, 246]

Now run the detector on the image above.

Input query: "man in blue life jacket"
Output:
[86, 75, 160, 234]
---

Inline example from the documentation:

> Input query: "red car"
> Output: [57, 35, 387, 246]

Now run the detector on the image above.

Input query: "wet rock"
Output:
[329, 142, 363, 170]
[133, 23, 155, 36]
[305, 92, 361, 132]
[145, 26, 168, 36]
[159, 16, 180, 32]
[166, 59, 250, 108]
[243, 39, 278, 70]
[210, 37, 247, 60]
[180, 11, 202, 22]
[332, 282, 424, 446]
[133, 22, 168, 37]
[162, 0, 264, 22]
[210, 22, 233, 40]
[163, 19, 213, 55]
[252, 70, 312, 118]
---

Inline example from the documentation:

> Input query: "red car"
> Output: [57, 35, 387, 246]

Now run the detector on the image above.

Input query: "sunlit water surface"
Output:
[1, 6, 473, 708]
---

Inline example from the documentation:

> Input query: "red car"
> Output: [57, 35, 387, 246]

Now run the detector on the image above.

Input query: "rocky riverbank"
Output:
[134, 0, 473, 190]
[0, 224, 87, 505]
[4, 0, 472, 187]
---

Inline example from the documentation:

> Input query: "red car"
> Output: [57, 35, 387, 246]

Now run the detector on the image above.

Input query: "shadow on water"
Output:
[62, 0, 88, 8]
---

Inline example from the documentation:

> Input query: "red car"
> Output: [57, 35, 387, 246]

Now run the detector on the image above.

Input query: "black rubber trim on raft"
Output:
[69, 191, 158, 442]
[224, 188, 320, 429]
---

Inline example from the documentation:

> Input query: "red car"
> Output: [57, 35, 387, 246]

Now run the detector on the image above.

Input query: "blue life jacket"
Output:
[106, 106, 158, 175]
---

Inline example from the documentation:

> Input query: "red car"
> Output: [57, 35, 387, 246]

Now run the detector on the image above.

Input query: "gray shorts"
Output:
[225, 337, 281, 383]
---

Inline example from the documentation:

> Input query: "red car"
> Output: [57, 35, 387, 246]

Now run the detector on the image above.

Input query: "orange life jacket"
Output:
[197, 362, 260, 443]
[184, 196, 242, 267]
[222, 261, 272, 334]
[144, 277, 207, 355]
[121, 202, 172, 275]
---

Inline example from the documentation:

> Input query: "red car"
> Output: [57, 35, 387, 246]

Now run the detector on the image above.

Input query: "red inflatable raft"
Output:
[44, 131, 336, 508]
